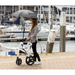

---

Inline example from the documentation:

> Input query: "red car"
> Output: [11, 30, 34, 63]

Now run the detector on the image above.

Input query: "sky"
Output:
[0, 0, 75, 5]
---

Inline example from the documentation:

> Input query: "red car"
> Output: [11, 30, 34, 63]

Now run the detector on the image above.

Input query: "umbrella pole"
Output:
[23, 26, 25, 40]
[21, 17, 25, 41]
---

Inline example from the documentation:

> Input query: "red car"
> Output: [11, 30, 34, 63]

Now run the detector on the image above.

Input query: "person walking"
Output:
[26, 18, 41, 64]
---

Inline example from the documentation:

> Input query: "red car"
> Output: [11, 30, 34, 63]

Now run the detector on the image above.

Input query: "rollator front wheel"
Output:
[26, 55, 34, 66]
[16, 57, 22, 66]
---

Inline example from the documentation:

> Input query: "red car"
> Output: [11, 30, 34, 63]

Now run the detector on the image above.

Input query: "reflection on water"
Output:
[0, 40, 75, 56]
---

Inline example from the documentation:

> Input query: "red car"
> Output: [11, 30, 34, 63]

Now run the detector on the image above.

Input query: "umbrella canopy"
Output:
[11, 10, 37, 19]
[11, 10, 37, 40]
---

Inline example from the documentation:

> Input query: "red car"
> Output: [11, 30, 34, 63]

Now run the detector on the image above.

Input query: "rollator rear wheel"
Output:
[16, 57, 22, 66]
[26, 55, 34, 66]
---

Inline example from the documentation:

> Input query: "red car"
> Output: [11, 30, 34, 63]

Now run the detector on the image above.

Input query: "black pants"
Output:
[32, 41, 41, 62]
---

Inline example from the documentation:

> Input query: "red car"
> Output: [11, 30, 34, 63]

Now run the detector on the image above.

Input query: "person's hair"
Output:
[30, 18, 38, 32]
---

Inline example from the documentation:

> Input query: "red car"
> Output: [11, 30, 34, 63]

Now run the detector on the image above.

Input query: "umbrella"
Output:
[11, 10, 37, 40]
[11, 10, 37, 18]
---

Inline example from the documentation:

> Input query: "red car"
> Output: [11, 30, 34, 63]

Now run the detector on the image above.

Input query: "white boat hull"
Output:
[0, 43, 18, 51]
[0, 35, 10, 38]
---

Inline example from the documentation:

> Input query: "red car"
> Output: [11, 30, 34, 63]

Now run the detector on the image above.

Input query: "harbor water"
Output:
[0, 40, 75, 56]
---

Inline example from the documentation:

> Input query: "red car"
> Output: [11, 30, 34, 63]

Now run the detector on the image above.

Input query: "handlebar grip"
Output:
[22, 38, 26, 42]
[24, 38, 26, 41]
[24, 38, 31, 41]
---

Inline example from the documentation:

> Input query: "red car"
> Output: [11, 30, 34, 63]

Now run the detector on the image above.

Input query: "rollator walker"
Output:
[16, 38, 34, 66]
[11, 9, 37, 66]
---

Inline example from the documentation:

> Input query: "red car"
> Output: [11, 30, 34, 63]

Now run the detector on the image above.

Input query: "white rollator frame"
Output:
[16, 40, 34, 66]
[17, 42, 32, 57]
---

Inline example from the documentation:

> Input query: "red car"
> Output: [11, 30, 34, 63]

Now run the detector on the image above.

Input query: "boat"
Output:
[2, 20, 75, 38]
[37, 23, 75, 38]
[0, 35, 10, 38]
[1, 21, 41, 38]
[66, 24, 75, 33]
[0, 25, 13, 38]
[37, 23, 49, 37]
[0, 43, 18, 56]
[1, 20, 32, 37]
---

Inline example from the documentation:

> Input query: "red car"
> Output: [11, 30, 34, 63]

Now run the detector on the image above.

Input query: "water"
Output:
[53, 40, 75, 52]
[0, 40, 75, 56]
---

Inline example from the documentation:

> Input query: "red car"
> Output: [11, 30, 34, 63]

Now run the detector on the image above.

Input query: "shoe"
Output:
[34, 62, 39, 64]
[34, 61, 42, 64]
[38, 61, 42, 64]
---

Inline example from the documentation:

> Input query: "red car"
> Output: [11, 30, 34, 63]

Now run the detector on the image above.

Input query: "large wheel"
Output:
[16, 58, 22, 66]
[26, 55, 34, 66]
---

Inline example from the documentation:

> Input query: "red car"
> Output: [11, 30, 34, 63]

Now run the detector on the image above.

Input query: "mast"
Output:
[19, 5, 20, 10]
[69, 5, 70, 25]
[48, 5, 50, 26]
[38, 6, 39, 22]
[72, 5, 74, 23]
[43, 6, 44, 23]
[40, 5, 41, 24]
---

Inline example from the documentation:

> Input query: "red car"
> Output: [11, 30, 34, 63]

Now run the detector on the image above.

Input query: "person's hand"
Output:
[26, 37, 30, 41]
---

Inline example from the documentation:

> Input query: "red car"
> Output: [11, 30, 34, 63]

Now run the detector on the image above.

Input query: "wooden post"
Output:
[60, 12, 66, 52]
[46, 30, 55, 53]
[46, 6, 55, 53]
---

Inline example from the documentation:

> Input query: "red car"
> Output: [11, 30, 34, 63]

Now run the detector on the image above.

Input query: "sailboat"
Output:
[0, 25, 12, 38]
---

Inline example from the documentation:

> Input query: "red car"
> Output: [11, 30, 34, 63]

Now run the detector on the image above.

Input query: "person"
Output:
[26, 18, 41, 64]
[1, 16, 5, 24]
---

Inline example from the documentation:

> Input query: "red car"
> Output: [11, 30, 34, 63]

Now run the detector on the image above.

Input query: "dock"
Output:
[0, 35, 75, 42]
[0, 37, 48, 42]
[0, 52, 75, 69]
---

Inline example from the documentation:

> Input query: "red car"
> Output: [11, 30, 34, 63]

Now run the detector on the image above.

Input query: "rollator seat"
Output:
[23, 42, 27, 45]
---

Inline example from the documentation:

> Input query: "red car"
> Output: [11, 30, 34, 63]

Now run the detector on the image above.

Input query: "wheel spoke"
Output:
[27, 58, 30, 63]
[30, 59, 34, 62]
[26, 55, 34, 65]
[27, 60, 30, 64]
[16, 58, 22, 65]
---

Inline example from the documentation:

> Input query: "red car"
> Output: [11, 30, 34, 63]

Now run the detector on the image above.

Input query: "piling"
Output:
[60, 12, 66, 52]
[46, 30, 55, 53]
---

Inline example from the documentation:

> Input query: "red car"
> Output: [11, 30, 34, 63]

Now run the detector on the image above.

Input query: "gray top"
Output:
[30, 26, 38, 43]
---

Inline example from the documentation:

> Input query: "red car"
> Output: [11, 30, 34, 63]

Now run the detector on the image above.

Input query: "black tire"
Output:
[16, 58, 22, 66]
[26, 55, 34, 66]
